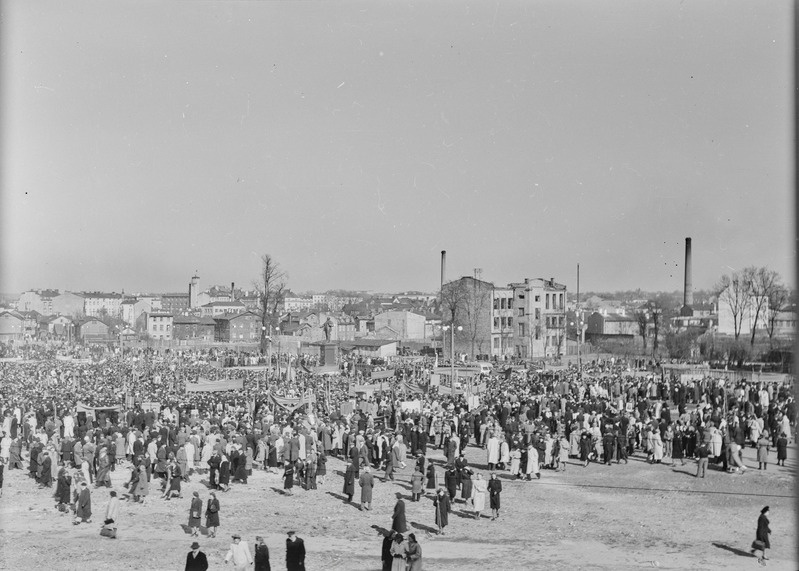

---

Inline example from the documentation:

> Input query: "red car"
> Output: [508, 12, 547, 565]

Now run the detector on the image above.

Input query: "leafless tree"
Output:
[635, 311, 648, 350]
[253, 254, 287, 354]
[765, 281, 790, 348]
[747, 266, 781, 347]
[715, 270, 752, 340]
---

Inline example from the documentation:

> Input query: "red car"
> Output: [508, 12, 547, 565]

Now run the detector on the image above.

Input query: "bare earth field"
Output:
[0, 442, 795, 570]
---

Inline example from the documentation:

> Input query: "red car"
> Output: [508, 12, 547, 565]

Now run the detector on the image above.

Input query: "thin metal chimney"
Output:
[683, 238, 693, 308]
[231, 282, 235, 301]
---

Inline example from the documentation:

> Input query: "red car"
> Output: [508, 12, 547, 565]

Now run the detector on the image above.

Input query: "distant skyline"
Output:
[2, 1, 794, 297]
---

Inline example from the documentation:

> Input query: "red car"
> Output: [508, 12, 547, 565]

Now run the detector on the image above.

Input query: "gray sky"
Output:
[1, 1, 794, 296]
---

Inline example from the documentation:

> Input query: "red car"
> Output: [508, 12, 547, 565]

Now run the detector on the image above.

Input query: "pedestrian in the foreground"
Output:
[254, 535, 271, 571]
[433, 487, 450, 535]
[74, 481, 92, 524]
[776, 432, 788, 466]
[389, 533, 407, 570]
[359, 465, 374, 511]
[392, 494, 407, 533]
[695, 443, 709, 478]
[488, 472, 502, 521]
[101, 490, 120, 538]
[205, 490, 220, 538]
[185, 541, 209, 571]
[406, 532, 422, 571]
[751, 506, 771, 564]
[188, 491, 203, 537]
[224, 533, 253, 570]
[471, 473, 487, 519]
[286, 530, 306, 571]
[381, 530, 396, 571]
[757, 432, 770, 470]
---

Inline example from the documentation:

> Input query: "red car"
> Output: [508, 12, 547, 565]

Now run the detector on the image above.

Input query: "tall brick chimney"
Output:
[681, 237, 693, 316]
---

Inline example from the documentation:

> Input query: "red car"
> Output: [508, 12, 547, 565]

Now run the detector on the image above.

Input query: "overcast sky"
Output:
[1, 1, 794, 296]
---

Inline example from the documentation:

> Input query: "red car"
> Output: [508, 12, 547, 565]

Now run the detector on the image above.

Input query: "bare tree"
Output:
[715, 270, 752, 340]
[765, 281, 789, 348]
[747, 266, 781, 347]
[253, 254, 287, 354]
[635, 311, 648, 350]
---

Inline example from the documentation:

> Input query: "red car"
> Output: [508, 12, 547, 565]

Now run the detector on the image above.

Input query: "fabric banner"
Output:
[429, 374, 440, 387]
[185, 378, 244, 392]
[340, 402, 354, 415]
[141, 402, 161, 413]
[401, 380, 425, 394]
[400, 400, 421, 413]
[77, 402, 122, 413]
[270, 392, 315, 413]
[349, 384, 376, 397]
[371, 369, 395, 380]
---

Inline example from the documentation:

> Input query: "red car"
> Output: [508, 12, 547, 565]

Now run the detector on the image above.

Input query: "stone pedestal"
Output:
[320, 342, 338, 366]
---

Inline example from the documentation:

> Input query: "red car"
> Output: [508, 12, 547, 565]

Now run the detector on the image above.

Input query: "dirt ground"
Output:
[0, 439, 795, 571]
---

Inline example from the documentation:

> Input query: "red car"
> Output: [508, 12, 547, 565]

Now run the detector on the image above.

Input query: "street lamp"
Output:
[442, 323, 463, 394]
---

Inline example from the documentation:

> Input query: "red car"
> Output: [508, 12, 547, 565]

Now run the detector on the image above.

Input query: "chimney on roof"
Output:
[231, 282, 235, 301]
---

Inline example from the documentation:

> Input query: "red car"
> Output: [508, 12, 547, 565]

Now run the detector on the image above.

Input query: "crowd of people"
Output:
[0, 343, 794, 568]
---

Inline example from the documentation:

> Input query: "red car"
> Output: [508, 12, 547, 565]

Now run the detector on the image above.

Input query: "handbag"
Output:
[191, 510, 200, 518]
[751, 540, 765, 552]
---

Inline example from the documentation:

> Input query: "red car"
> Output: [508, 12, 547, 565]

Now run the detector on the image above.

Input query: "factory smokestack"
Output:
[231, 282, 235, 301]
[441, 251, 446, 290]
[682, 237, 693, 315]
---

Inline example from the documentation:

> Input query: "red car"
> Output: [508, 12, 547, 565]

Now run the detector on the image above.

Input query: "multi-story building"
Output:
[0, 310, 24, 341]
[173, 315, 216, 342]
[160, 293, 190, 314]
[145, 312, 174, 341]
[283, 294, 314, 312]
[374, 310, 426, 341]
[214, 312, 260, 342]
[17, 289, 59, 315]
[121, 298, 153, 326]
[82, 292, 123, 318]
[201, 301, 246, 317]
[509, 278, 568, 359]
[491, 287, 515, 358]
[52, 292, 85, 317]
[76, 317, 111, 342]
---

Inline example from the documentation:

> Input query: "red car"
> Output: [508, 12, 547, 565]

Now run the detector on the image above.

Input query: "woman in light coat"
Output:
[651, 430, 664, 463]
[470, 473, 487, 519]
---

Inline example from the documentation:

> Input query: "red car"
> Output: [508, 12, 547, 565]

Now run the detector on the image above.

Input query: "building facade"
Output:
[52, 292, 85, 317]
[82, 292, 123, 318]
[214, 312, 260, 342]
[173, 315, 216, 342]
[146, 312, 174, 341]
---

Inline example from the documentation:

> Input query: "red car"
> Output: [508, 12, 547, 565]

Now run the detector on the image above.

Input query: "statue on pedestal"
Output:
[321, 317, 334, 342]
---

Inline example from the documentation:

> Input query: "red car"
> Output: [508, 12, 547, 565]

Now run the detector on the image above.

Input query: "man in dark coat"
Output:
[381, 530, 396, 571]
[75, 481, 92, 523]
[343, 460, 357, 502]
[253, 536, 271, 571]
[285, 531, 306, 571]
[185, 541, 209, 571]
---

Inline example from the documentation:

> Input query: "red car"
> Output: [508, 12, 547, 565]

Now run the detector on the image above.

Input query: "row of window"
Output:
[151, 324, 171, 332]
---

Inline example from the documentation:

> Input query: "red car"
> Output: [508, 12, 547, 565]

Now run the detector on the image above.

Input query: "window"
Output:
[494, 317, 499, 329]
[535, 326, 541, 340]
[508, 317, 513, 327]
[546, 294, 550, 309]
[518, 308, 524, 317]
[508, 298, 513, 309]
[500, 317, 506, 328]
[535, 295, 540, 302]
[500, 298, 506, 310]
[559, 293, 564, 309]
[519, 323, 525, 336]
[535, 308, 540, 320]
[493, 338, 499, 349]
[518, 292, 525, 299]
[166, 324, 170, 331]
[493, 298, 499, 310]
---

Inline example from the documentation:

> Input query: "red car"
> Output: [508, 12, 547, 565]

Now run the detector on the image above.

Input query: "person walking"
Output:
[410, 466, 424, 502]
[185, 541, 209, 571]
[74, 480, 92, 524]
[757, 432, 770, 470]
[224, 533, 253, 570]
[488, 472, 502, 521]
[406, 533, 422, 571]
[359, 465, 375, 511]
[391, 495, 407, 533]
[188, 491, 203, 537]
[282, 461, 295, 496]
[285, 531, 306, 571]
[253, 535, 271, 571]
[433, 487, 450, 535]
[471, 473, 487, 520]
[343, 459, 357, 503]
[102, 490, 120, 538]
[205, 491, 220, 538]
[751, 506, 771, 564]
[776, 432, 788, 466]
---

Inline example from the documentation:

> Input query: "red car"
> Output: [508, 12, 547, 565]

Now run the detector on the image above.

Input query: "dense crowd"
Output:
[0, 345, 794, 569]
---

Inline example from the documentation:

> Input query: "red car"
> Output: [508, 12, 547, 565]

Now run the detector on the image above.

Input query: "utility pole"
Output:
[577, 263, 581, 381]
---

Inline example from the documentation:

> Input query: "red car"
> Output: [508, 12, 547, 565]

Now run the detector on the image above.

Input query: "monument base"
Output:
[320, 342, 338, 366]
